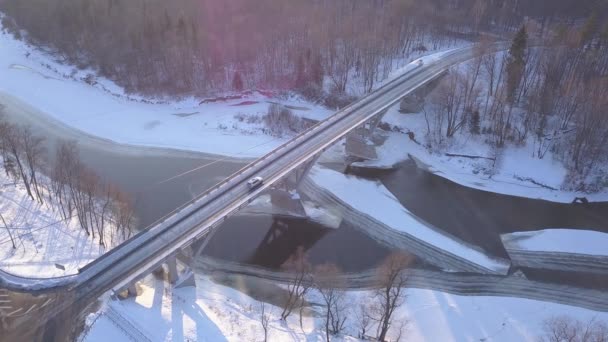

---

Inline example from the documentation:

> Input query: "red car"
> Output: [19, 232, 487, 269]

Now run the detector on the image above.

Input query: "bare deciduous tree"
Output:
[313, 263, 348, 341]
[280, 246, 312, 321]
[371, 253, 412, 342]
[0, 212, 16, 249]
[259, 301, 271, 342]
[355, 301, 373, 340]
[20, 126, 46, 204]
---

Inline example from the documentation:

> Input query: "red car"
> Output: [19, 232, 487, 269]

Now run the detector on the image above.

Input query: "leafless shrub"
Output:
[264, 104, 307, 137]
[234, 113, 262, 124]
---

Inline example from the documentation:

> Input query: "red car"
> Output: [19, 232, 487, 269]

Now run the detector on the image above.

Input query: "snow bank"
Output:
[389, 288, 607, 342]
[380, 107, 608, 203]
[0, 167, 120, 280]
[0, 29, 332, 158]
[82, 271, 608, 342]
[501, 229, 608, 275]
[0, 173, 116, 279]
[351, 133, 411, 169]
[307, 167, 509, 274]
[84, 273, 345, 342]
[502, 229, 608, 256]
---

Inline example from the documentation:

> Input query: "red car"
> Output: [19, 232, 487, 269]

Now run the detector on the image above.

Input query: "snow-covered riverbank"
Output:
[0, 28, 333, 158]
[81, 270, 608, 342]
[356, 106, 608, 203]
[0, 25, 465, 161]
[0, 173, 116, 278]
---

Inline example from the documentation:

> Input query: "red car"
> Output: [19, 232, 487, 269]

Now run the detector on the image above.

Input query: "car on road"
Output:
[247, 176, 264, 189]
[417, 59, 424, 66]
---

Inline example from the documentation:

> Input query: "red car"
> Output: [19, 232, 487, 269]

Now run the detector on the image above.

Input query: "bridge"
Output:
[1, 42, 508, 334]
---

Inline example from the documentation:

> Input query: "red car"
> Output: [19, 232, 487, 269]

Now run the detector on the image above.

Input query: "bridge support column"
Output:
[161, 225, 223, 290]
[367, 108, 389, 135]
[175, 267, 196, 289]
[293, 153, 322, 189]
[273, 152, 322, 191]
[127, 283, 138, 297]
[167, 256, 179, 284]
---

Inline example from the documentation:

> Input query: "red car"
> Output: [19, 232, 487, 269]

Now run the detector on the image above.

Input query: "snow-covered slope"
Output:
[0, 28, 332, 158]
[0, 174, 116, 278]
[374, 107, 608, 203]
[82, 272, 608, 342]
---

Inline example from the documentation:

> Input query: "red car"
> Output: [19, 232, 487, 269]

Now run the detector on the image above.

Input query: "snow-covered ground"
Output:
[0, 24, 470, 160]
[362, 106, 608, 203]
[308, 167, 509, 274]
[501, 229, 608, 256]
[0, 173, 116, 278]
[0, 27, 332, 158]
[82, 271, 608, 342]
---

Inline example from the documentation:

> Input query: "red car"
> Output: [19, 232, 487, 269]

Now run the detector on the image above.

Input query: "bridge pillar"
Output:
[367, 108, 390, 134]
[159, 225, 223, 290]
[175, 267, 196, 289]
[167, 256, 179, 284]
[127, 283, 138, 297]
[274, 152, 322, 192]
[294, 153, 322, 189]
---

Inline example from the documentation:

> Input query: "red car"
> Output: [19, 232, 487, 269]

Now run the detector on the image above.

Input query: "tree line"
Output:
[424, 16, 608, 192]
[0, 111, 135, 248]
[1, 0, 603, 98]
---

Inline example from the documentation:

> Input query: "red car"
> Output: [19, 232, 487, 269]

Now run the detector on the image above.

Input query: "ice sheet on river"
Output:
[501, 229, 608, 275]
[307, 167, 510, 274]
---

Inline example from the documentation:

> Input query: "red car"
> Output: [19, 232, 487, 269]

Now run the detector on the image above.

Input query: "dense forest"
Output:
[0, 0, 604, 97]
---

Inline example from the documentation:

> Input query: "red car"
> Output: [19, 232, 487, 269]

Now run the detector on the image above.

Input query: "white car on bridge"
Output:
[247, 176, 264, 189]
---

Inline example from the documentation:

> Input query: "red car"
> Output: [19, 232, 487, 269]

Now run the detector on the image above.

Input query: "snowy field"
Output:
[308, 167, 510, 274]
[501, 229, 608, 256]
[82, 272, 608, 342]
[363, 106, 608, 203]
[0, 173, 115, 278]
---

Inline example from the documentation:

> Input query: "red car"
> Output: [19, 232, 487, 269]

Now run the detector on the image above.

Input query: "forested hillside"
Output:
[0, 0, 603, 96]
